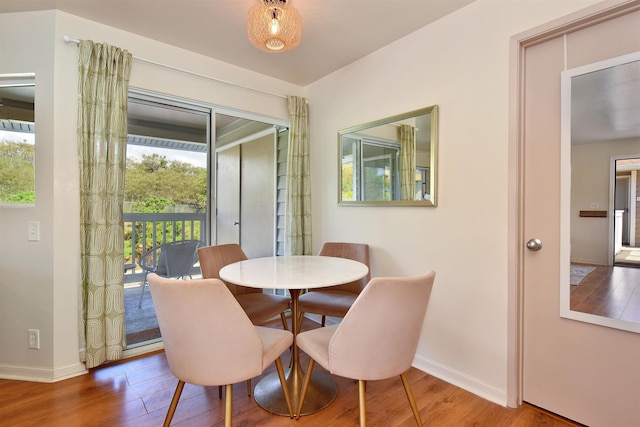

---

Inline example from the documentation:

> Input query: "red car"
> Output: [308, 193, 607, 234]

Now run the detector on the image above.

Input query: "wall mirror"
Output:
[338, 105, 438, 206]
[560, 51, 640, 333]
[0, 73, 36, 206]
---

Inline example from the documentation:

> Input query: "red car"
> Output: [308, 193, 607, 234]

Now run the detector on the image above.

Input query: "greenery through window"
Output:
[341, 136, 400, 202]
[0, 75, 35, 205]
[125, 95, 209, 267]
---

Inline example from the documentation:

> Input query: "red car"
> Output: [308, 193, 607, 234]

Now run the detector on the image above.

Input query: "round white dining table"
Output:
[219, 255, 369, 417]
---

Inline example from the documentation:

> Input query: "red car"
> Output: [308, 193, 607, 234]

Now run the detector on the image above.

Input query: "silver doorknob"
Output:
[526, 238, 543, 251]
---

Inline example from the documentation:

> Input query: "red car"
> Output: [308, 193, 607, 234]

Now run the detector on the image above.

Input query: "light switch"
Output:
[28, 221, 40, 241]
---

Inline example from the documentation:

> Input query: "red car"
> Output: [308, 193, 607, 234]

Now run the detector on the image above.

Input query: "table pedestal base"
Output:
[254, 368, 337, 417]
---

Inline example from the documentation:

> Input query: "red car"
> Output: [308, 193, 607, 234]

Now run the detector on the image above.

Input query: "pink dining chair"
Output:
[295, 271, 436, 426]
[198, 244, 290, 330]
[147, 273, 294, 427]
[297, 242, 370, 327]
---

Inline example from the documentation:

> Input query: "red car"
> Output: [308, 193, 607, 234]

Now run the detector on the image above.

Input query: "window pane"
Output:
[362, 142, 398, 201]
[0, 78, 35, 204]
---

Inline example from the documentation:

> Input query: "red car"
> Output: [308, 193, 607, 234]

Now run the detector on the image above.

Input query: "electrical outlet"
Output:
[28, 329, 40, 349]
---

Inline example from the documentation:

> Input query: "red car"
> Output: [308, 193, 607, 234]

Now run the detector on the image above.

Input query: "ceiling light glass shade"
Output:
[248, 0, 302, 53]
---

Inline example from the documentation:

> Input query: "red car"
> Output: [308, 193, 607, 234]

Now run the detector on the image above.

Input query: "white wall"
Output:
[0, 11, 57, 380]
[306, 0, 601, 404]
[0, 10, 302, 382]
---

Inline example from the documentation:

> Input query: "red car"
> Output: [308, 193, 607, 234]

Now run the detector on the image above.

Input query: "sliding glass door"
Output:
[122, 91, 289, 349]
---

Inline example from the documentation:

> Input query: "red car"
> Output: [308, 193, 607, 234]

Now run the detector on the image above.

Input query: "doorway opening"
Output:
[613, 157, 640, 267]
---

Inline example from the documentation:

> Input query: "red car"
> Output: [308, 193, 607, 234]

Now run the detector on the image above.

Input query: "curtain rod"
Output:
[63, 35, 288, 100]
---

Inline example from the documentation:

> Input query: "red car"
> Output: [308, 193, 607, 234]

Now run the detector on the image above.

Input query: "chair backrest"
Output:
[162, 240, 201, 278]
[327, 271, 436, 381]
[148, 273, 263, 386]
[318, 242, 371, 294]
[197, 244, 259, 295]
[139, 240, 201, 278]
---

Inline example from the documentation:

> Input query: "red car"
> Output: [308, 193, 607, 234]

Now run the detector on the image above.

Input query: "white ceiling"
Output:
[0, 0, 476, 86]
[571, 58, 640, 144]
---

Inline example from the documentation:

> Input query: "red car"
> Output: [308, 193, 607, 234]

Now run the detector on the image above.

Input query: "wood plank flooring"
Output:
[0, 318, 581, 427]
[570, 264, 640, 322]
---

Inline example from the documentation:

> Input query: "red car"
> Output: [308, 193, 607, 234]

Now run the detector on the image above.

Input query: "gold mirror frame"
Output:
[338, 105, 438, 207]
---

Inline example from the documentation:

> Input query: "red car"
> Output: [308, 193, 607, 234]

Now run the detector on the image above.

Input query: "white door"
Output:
[240, 134, 276, 258]
[521, 9, 640, 427]
[215, 132, 277, 256]
[216, 144, 240, 245]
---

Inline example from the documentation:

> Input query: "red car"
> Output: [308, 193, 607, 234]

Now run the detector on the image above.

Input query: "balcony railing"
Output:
[124, 212, 206, 283]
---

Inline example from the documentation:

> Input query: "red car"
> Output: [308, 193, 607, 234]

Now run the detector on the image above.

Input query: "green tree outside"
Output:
[0, 140, 35, 203]
[124, 153, 207, 264]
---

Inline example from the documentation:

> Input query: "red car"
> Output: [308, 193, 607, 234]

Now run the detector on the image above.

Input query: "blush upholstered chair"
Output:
[297, 242, 370, 326]
[295, 272, 436, 426]
[197, 244, 290, 330]
[148, 273, 294, 427]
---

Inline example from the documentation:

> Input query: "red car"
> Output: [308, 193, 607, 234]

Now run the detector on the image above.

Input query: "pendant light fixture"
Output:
[247, 0, 302, 53]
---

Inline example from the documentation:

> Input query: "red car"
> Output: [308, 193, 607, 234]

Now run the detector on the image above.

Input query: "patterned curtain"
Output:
[77, 40, 132, 368]
[399, 124, 416, 200]
[285, 96, 312, 255]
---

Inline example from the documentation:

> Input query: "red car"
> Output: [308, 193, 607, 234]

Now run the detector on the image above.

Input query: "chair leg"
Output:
[321, 315, 326, 327]
[163, 380, 185, 427]
[400, 372, 423, 427]
[219, 381, 250, 398]
[274, 357, 294, 418]
[224, 384, 233, 427]
[358, 380, 367, 427]
[138, 273, 148, 308]
[295, 358, 315, 419]
[280, 312, 289, 331]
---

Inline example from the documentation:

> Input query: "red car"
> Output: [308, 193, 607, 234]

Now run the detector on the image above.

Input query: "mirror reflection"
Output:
[562, 52, 640, 333]
[0, 74, 35, 205]
[339, 106, 437, 206]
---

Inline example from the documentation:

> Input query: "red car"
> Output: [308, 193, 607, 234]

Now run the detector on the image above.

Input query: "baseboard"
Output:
[0, 361, 87, 383]
[303, 314, 508, 406]
[412, 354, 508, 407]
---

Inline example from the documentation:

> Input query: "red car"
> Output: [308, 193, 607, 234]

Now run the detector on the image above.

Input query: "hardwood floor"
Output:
[571, 264, 640, 322]
[0, 318, 581, 427]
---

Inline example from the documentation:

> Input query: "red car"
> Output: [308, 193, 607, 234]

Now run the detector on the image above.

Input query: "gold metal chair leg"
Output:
[295, 358, 316, 419]
[219, 380, 250, 398]
[225, 384, 233, 427]
[164, 380, 185, 427]
[400, 372, 423, 426]
[280, 312, 289, 330]
[274, 357, 294, 418]
[358, 380, 367, 427]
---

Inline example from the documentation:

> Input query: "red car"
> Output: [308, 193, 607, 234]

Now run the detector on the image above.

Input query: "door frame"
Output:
[507, 0, 640, 407]
[613, 157, 640, 251]
[614, 173, 630, 250]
